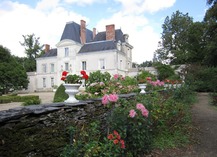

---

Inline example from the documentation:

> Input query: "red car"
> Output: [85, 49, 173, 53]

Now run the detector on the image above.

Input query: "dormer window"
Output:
[65, 47, 69, 57]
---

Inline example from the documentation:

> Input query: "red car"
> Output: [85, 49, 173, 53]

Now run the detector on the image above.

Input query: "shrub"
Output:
[22, 98, 41, 106]
[0, 95, 40, 104]
[155, 63, 179, 81]
[86, 70, 111, 85]
[185, 65, 217, 92]
[53, 84, 68, 102]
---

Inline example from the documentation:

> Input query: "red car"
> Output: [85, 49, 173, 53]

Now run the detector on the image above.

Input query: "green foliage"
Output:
[137, 70, 156, 83]
[0, 45, 29, 94]
[65, 74, 82, 84]
[60, 121, 102, 157]
[87, 70, 111, 85]
[20, 34, 44, 71]
[61, 84, 196, 156]
[0, 95, 40, 104]
[185, 65, 217, 92]
[22, 98, 41, 106]
[53, 84, 68, 102]
[156, 10, 193, 64]
[210, 93, 217, 106]
[155, 63, 179, 81]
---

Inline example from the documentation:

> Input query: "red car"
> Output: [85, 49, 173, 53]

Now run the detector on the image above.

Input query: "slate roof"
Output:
[93, 29, 125, 42]
[79, 41, 116, 53]
[40, 48, 57, 57]
[79, 29, 125, 53]
[40, 22, 126, 57]
[60, 21, 93, 43]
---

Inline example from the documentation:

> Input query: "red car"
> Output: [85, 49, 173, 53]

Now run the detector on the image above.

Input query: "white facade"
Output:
[34, 21, 134, 91]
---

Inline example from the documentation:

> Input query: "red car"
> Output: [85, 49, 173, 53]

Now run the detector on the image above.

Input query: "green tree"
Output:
[156, 11, 193, 64]
[207, 0, 217, 6]
[185, 22, 206, 64]
[20, 34, 44, 71]
[203, 2, 217, 66]
[0, 45, 29, 94]
[139, 61, 153, 67]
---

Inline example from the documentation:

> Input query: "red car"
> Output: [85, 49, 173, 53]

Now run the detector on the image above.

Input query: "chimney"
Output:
[44, 44, 50, 53]
[80, 20, 86, 44]
[93, 28, 96, 39]
[106, 24, 115, 41]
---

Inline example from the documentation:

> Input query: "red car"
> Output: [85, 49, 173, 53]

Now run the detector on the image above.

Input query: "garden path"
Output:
[153, 92, 217, 157]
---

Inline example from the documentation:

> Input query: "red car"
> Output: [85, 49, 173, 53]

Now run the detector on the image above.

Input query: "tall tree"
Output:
[203, 1, 217, 66]
[207, 0, 217, 6]
[0, 45, 29, 94]
[156, 11, 193, 64]
[20, 34, 44, 71]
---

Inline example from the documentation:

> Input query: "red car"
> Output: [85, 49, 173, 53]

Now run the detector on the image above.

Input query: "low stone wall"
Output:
[0, 93, 135, 157]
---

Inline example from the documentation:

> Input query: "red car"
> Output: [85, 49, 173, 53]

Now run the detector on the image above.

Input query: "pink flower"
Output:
[136, 103, 145, 110]
[102, 95, 109, 105]
[100, 82, 105, 86]
[108, 94, 119, 103]
[129, 109, 137, 118]
[113, 74, 119, 79]
[141, 108, 149, 117]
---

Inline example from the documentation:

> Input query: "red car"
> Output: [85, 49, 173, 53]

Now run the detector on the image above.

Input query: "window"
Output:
[50, 63, 54, 73]
[120, 60, 122, 69]
[43, 78, 46, 88]
[82, 61, 86, 70]
[65, 47, 69, 57]
[51, 77, 54, 87]
[65, 63, 69, 71]
[99, 59, 105, 69]
[42, 64, 47, 73]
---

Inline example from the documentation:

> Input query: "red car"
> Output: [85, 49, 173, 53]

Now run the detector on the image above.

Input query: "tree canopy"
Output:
[155, 5, 217, 67]
[20, 34, 44, 71]
[0, 45, 29, 94]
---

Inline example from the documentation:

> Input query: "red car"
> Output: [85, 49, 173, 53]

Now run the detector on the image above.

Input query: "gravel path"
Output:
[0, 92, 55, 111]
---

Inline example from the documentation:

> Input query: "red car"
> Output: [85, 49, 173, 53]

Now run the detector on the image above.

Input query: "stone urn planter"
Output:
[138, 83, 147, 94]
[63, 83, 81, 104]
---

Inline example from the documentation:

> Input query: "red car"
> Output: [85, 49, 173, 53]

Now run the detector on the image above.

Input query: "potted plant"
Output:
[61, 70, 88, 103]
[137, 71, 152, 94]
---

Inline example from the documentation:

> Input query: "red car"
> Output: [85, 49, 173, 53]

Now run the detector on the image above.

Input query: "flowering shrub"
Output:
[100, 130, 125, 156]
[137, 71, 155, 84]
[102, 94, 119, 106]
[61, 70, 88, 84]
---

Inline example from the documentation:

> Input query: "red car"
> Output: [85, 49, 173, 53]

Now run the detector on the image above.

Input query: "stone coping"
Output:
[0, 93, 137, 124]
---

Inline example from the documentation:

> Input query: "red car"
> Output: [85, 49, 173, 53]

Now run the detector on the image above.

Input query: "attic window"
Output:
[65, 47, 69, 57]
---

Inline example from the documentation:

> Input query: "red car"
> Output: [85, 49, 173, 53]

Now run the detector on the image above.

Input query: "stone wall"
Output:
[0, 93, 135, 157]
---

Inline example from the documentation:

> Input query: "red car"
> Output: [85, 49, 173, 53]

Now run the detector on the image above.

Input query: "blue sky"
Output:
[0, 0, 209, 63]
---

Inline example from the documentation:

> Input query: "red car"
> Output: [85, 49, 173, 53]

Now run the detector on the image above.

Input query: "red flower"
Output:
[113, 139, 119, 145]
[61, 76, 66, 81]
[116, 134, 121, 140]
[107, 134, 114, 140]
[62, 71, 68, 76]
[80, 70, 86, 75]
[82, 74, 89, 80]
[146, 77, 152, 81]
[120, 140, 125, 149]
[113, 130, 119, 136]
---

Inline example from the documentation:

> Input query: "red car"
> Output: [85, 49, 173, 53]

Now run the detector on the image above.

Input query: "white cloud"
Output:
[96, 12, 160, 63]
[0, 0, 87, 57]
[36, 0, 60, 11]
[64, 0, 106, 6]
[115, 0, 176, 14]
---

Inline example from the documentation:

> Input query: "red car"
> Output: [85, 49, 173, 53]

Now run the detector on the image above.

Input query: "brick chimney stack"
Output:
[93, 28, 96, 39]
[44, 44, 50, 53]
[80, 20, 86, 44]
[106, 24, 115, 41]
